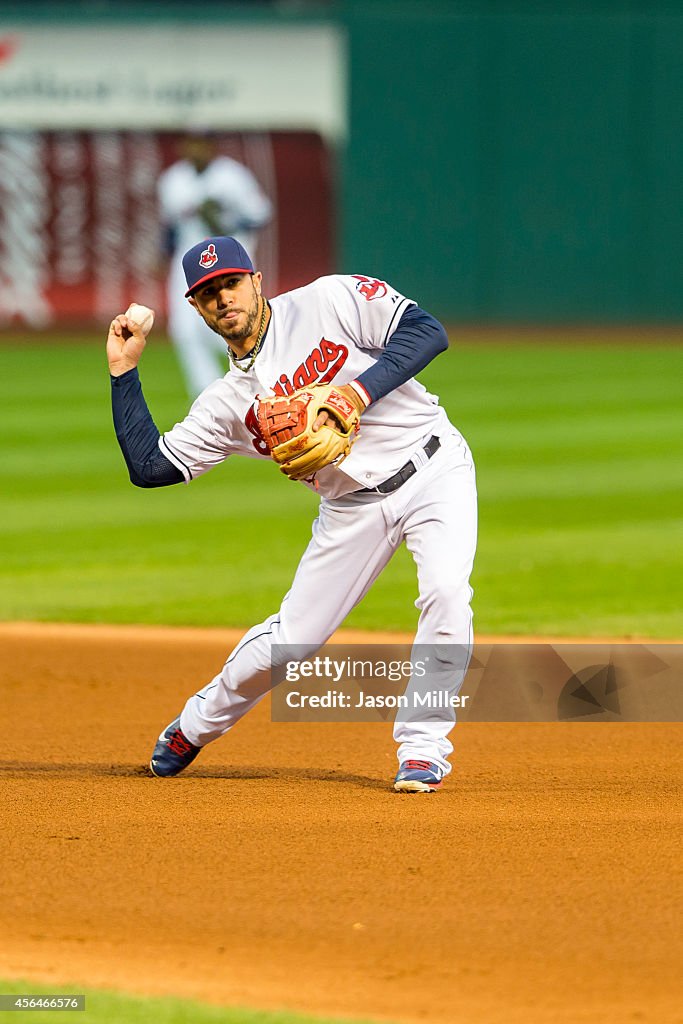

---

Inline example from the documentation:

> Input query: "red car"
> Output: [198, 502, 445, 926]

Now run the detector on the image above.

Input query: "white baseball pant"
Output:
[167, 256, 228, 398]
[180, 431, 477, 774]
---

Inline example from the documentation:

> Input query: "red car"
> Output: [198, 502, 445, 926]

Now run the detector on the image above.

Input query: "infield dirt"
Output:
[1, 623, 680, 1024]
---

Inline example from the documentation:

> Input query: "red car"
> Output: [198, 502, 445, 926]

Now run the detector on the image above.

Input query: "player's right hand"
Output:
[106, 314, 148, 377]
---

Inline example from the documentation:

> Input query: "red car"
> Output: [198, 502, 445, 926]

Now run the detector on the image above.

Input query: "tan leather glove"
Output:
[255, 384, 363, 481]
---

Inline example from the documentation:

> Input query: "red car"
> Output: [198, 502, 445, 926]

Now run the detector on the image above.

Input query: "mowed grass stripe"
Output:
[1, 337, 681, 636]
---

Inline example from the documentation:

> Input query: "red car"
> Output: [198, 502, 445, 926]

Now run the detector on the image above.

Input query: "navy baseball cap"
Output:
[183, 236, 255, 297]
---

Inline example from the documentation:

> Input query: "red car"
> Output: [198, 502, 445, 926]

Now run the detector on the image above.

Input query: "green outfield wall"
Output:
[340, 1, 683, 321]
[1, 0, 682, 321]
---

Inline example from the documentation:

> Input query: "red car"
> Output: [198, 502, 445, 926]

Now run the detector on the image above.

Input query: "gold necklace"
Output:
[228, 298, 269, 373]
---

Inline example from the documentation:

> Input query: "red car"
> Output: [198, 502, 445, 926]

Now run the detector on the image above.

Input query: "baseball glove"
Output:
[256, 384, 361, 481]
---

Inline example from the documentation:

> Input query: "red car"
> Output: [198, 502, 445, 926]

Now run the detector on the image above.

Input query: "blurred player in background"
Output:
[158, 130, 273, 397]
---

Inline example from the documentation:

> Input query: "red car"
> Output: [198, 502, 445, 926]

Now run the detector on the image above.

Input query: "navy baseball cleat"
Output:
[394, 759, 444, 793]
[149, 717, 201, 777]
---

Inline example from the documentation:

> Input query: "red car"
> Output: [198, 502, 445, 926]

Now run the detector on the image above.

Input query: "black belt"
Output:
[358, 435, 441, 494]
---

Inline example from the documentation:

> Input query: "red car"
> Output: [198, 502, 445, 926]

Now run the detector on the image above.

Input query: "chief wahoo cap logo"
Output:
[199, 243, 218, 269]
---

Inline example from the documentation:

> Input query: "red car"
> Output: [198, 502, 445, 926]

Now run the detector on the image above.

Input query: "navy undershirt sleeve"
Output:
[111, 368, 183, 488]
[355, 304, 448, 404]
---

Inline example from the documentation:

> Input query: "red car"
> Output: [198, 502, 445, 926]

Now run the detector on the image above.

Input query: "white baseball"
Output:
[125, 303, 155, 336]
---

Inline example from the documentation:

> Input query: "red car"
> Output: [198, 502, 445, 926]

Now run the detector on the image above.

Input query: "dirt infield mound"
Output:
[0, 623, 680, 1024]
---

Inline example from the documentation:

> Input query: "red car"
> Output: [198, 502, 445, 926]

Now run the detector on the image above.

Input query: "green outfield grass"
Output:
[1, 333, 681, 636]
[0, 981, 386, 1024]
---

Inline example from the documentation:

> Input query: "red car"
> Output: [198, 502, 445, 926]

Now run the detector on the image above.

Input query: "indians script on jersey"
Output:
[273, 338, 348, 395]
[160, 275, 457, 499]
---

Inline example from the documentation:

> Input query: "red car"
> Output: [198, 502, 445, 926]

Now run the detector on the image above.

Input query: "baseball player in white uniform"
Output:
[107, 236, 477, 793]
[158, 133, 272, 398]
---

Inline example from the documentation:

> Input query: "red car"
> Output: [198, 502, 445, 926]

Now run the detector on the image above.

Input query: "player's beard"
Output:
[211, 285, 261, 347]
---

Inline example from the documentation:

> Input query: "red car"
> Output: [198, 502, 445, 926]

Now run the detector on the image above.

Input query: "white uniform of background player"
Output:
[157, 273, 477, 778]
[158, 134, 272, 397]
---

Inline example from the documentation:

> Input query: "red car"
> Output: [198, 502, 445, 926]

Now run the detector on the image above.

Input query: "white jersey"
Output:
[160, 274, 459, 499]
[158, 156, 272, 257]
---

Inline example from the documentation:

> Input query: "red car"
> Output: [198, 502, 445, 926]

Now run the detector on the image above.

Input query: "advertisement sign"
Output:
[0, 25, 346, 139]
[0, 23, 344, 327]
